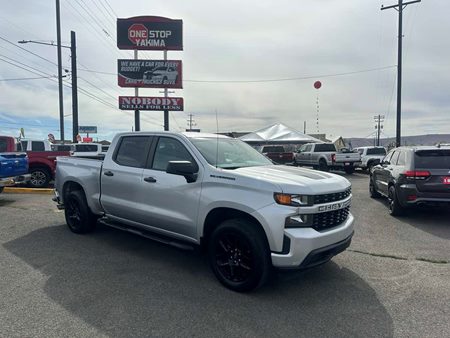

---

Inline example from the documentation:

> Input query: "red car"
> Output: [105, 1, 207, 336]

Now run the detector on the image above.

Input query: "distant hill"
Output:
[346, 134, 450, 149]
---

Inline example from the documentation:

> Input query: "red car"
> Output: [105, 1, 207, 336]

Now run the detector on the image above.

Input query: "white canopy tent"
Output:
[239, 123, 323, 145]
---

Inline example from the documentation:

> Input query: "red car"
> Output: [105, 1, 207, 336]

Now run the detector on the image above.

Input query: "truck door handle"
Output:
[104, 171, 114, 176]
[144, 176, 157, 183]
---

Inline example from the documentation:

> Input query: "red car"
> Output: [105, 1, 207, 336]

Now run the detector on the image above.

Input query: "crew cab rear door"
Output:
[139, 136, 202, 239]
[413, 149, 450, 193]
[100, 135, 153, 222]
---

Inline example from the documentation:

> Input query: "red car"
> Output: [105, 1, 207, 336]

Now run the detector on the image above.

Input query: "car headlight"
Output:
[274, 193, 310, 206]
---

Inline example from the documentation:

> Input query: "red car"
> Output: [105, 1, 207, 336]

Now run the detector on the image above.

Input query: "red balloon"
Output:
[314, 81, 322, 89]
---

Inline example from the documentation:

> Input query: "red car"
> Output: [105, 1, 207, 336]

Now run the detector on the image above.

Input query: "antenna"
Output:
[215, 109, 219, 169]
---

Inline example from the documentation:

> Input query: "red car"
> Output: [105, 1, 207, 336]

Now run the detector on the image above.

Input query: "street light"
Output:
[18, 31, 79, 143]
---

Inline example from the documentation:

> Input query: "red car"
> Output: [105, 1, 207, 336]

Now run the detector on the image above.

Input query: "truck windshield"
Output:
[190, 137, 272, 169]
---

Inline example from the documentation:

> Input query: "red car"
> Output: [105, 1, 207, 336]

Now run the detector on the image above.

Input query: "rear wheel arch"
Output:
[62, 181, 84, 202]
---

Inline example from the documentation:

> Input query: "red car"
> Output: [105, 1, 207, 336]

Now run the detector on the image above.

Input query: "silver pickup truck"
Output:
[294, 143, 361, 174]
[54, 132, 354, 292]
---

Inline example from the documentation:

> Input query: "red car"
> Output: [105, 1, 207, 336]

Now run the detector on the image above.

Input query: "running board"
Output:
[99, 219, 195, 251]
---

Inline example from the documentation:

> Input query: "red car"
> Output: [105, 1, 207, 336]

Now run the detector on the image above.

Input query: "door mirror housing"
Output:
[381, 160, 390, 166]
[166, 161, 198, 183]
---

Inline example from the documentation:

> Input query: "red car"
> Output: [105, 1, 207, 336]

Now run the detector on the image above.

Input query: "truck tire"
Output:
[64, 190, 98, 234]
[29, 167, 50, 188]
[318, 159, 329, 172]
[369, 178, 381, 198]
[388, 185, 404, 216]
[344, 166, 355, 174]
[0, 186, 4, 194]
[208, 219, 271, 292]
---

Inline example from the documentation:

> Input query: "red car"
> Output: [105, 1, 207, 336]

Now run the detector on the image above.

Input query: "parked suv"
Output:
[369, 146, 450, 215]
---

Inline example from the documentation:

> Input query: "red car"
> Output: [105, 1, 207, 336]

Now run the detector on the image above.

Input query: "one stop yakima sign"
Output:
[117, 16, 183, 50]
[119, 96, 184, 111]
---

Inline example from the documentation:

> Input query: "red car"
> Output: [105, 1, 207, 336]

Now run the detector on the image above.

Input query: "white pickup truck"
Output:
[294, 143, 361, 174]
[54, 132, 354, 292]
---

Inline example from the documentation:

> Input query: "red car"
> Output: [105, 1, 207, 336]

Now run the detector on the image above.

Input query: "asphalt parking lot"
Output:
[1, 172, 449, 338]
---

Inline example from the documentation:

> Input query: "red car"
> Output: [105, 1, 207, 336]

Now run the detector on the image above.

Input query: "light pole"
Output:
[18, 31, 79, 143]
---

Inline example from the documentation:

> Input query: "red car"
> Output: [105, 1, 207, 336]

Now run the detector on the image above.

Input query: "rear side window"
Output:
[415, 150, 450, 169]
[0, 139, 7, 152]
[115, 136, 150, 168]
[390, 151, 400, 165]
[314, 144, 336, 152]
[397, 151, 406, 166]
[367, 148, 386, 155]
[31, 141, 45, 151]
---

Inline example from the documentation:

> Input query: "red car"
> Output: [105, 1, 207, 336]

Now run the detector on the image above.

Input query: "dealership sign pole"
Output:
[117, 16, 183, 131]
[134, 49, 140, 131]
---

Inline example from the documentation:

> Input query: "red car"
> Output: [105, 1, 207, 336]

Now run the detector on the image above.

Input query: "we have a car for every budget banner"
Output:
[119, 96, 184, 111]
[118, 59, 182, 88]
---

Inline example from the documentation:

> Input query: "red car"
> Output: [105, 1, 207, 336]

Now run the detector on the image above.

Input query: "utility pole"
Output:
[55, 0, 64, 142]
[303, 121, 306, 134]
[381, 0, 421, 147]
[71, 31, 78, 143]
[187, 114, 196, 131]
[374, 115, 385, 146]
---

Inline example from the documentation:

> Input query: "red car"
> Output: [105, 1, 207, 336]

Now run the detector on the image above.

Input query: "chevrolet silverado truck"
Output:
[295, 143, 361, 174]
[54, 132, 354, 292]
[0, 136, 30, 192]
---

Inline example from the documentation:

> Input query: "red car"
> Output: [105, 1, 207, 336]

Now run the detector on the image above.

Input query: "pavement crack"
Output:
[349, 249, 449, 265]
[349, 249, 408, 261]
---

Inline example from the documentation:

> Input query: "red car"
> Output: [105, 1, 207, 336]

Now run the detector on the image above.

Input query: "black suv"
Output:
[369, 146, 450, 215]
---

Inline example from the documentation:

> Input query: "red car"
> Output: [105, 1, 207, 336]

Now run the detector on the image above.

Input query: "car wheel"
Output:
[344, 166, 355, 174]
[369, 178, 381, 198]
[29, 167, 51, 188]
[318, 160, 329, 172]
[208, 219, 271, 292]
[388, 185, 404, 216]
[64, 190, 98, 234]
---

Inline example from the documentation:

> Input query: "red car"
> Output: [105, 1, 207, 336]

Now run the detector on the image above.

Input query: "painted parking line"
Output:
[3, 187, 54, 195]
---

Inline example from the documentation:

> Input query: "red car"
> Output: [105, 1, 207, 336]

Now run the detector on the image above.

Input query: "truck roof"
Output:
[116, 131, 231, 140]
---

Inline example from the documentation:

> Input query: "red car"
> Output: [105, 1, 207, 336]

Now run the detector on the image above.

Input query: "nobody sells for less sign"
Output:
[119, 96, 184, 111]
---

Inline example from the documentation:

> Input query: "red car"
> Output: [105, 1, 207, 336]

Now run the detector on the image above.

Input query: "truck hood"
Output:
[232, 165, 351, 195]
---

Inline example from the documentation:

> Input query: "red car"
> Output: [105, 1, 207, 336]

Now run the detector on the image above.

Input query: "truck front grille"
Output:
[313, 188, 351, 205]
[312, 206, 350, 231]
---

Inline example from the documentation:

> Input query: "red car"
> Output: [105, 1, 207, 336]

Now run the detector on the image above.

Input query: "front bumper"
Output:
[271, 213, 354, 268]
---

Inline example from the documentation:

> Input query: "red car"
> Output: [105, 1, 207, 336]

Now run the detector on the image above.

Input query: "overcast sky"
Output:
[0, 0, 448, 141]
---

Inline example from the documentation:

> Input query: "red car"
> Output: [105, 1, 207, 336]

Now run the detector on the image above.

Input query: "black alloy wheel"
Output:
[64, 190, 97, 234]
[209, 219, 271, 292]
[388, 185, 404, 216]
[215, 232, 254, 284]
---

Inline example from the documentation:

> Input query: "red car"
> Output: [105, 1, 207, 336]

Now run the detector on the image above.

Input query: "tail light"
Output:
[404, 170, 430, 180]
[331, 154, 336, 163]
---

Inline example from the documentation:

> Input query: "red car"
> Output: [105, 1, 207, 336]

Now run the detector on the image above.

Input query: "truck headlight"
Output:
[274, 193, 310, 206]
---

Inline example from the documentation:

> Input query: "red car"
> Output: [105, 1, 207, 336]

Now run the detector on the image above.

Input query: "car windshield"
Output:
[190, 137, 272, 169]
[367, 148, 386, 155]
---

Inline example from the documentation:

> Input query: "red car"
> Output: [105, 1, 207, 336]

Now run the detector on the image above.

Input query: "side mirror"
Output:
[166, 161, 198, 183]
[381, 160, 390, 166]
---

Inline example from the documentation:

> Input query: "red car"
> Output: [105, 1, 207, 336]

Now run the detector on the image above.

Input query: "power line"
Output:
[0, 75, 54, 82]
[77, 65, 397, 83]
[0, 35, 59, 67]
[104, 0, 119, 17]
